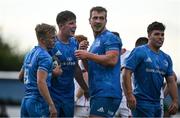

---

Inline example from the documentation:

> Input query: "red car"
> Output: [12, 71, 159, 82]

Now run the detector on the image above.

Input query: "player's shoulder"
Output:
[159, 50, 172, 61]
[129, 45, 148, 59]
[104, 30, 118, 39]
[159, 50, 170, 57]
[70, 36, 77, 42]
[36, 46, 51, 59]
[103, 30, 122, 45]
[132, 44, 147, 53]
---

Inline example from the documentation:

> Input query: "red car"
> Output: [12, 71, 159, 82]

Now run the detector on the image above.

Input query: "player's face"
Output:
[61, 19, 76, 38]
[148, 30, 164, 49]
[45, 33, 56, 49]
[89, 11, 107, 34]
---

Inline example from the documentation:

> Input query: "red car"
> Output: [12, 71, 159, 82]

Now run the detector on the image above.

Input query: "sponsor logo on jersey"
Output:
[146, 68, 165, 75]
[163, 60, 168, 67]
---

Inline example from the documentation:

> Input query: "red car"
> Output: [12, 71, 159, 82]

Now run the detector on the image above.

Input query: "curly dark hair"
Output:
[135, 37, 148, 47]
[147, 21, 165, 34]
[75, 35, 88, 43]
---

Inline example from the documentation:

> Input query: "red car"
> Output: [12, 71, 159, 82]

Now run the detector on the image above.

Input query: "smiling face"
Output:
[148, 30, 164, 50]
[89, 11, 107, 36]
[60, 19, 76, 38]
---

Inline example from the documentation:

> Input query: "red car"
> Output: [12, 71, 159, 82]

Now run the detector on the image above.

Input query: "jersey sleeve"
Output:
[124, 47, 145, 72]
[104, 34, 122, 52]
[165, 54, 173, 77]
[37, 52, 52, 72]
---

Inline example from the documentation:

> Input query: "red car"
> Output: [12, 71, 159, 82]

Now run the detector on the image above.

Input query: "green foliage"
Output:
[0, 35, 25, 71]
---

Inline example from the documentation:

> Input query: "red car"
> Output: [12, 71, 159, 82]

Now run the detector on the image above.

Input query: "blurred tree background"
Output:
[0, 33, 25, 71]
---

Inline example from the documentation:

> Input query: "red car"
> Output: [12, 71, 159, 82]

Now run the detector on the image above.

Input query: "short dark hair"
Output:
[56, 10, 76, 25]
[135, 37, 148, 47]
[35, 23, 56, 40]
[90, 6, 107, 19]
[147, 21, 165, 34]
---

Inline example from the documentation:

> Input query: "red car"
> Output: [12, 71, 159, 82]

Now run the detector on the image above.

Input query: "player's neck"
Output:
[94, 28, 106, 38]
[57, 32, 69, 44]
[39, 43, 47, 51]
[148, 43, 160, 53]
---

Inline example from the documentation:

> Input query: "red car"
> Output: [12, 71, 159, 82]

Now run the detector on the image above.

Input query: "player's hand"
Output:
[53, 65, 63, 77]
[168, 100, 178, 115]
[49, 104, 57, 118]
[126, 93, 136, 109]
[79, 40, 89, 50]
[75, 50, 90, 60]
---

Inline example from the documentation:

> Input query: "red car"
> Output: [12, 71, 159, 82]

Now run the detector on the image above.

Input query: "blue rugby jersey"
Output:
[124, 44, 173, 102]
[23, 46, 53, 100]
[88, 30, 122, 98]
[49, 37, 78, 102]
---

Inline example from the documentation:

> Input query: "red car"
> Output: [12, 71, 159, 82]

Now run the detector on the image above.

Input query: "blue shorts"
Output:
[90, 97, 121, 117]
[20, 97, 49, 117]
[132, 100, 161, 117]
[54, 100, 74, 117]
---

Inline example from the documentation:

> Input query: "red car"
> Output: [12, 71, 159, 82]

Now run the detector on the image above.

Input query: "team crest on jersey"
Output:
[156, 65, 160, 69]
[94, 40, 100, 47]
[67, 57, 72, 61]
[55, 50, 62, 56]
[145, 57, 152, 63]
[163, 60, 168, 67]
